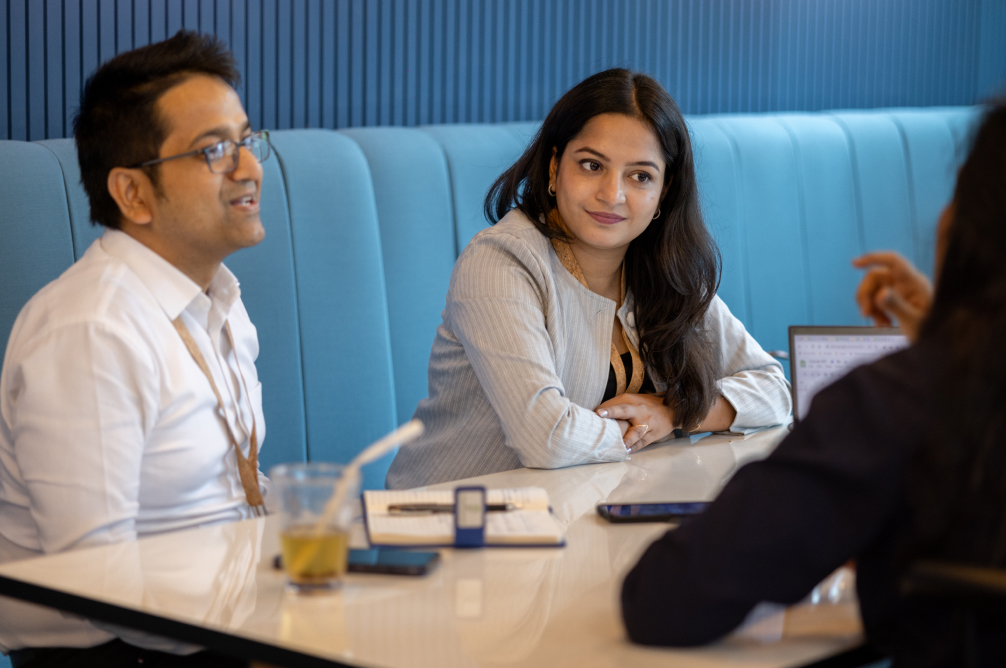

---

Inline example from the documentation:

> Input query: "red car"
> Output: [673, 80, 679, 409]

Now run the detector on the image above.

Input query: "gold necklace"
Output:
[547, 212, 645, 396]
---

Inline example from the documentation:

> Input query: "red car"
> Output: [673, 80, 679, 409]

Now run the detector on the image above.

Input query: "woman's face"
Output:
[549, 113, 668, 257]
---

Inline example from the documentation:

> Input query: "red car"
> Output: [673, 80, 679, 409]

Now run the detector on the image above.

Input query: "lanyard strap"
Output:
[172, 316, 266, 516]
[550, 235, 645, 396]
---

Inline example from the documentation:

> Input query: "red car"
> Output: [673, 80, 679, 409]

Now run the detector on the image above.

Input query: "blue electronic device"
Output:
[454, 486, 486, 548]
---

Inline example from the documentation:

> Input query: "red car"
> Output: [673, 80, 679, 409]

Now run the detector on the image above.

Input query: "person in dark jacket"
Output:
[621, 100, 1006, 666]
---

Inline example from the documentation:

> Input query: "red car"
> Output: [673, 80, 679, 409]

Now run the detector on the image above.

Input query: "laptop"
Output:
[788, 326, 909, 422]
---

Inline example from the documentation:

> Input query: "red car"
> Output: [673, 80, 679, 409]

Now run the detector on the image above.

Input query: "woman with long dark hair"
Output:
[387, 69, 790, 489]
[621, 101, 1006, 664]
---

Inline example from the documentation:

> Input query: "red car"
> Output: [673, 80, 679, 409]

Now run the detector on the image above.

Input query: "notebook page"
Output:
[486, 487, 549, 511]
[366, 513, 455, 545]
[363, 490, 455, 513]
[486, 511, 564, 545]
[363, 487, 550, 513]
[363, 487, 561, 546]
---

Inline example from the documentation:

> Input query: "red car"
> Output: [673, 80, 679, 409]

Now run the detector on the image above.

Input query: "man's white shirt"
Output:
[0, 228, 267, 651]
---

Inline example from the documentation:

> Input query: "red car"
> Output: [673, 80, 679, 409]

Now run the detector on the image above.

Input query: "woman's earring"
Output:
[548, 183, 556, 197]
[652, 207, 661, 220]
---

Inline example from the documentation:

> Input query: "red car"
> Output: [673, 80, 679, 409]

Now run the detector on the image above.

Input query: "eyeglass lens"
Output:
[207, 133, 270, 174]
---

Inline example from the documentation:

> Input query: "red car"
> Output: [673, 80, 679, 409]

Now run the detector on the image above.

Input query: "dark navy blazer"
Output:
[621, 341, 1005, 665]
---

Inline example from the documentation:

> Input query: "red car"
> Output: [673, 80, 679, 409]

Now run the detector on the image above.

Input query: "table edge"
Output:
[0, 573, 352, 668]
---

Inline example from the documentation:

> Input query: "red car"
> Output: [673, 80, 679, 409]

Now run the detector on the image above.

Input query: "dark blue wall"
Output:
[3, 0, 1005, 141]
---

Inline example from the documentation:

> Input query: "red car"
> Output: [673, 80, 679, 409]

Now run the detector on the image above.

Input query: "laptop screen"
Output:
[789, 326, 909, 421]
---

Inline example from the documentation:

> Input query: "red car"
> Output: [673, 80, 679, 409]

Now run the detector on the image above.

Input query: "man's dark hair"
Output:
[73, 30, 240, 229]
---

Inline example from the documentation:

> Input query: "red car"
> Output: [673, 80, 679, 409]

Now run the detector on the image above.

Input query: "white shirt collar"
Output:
[99, 228, 241, 325]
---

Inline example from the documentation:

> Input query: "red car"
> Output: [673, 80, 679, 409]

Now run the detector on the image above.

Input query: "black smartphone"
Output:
[596, 501, 708, 523]
[272, 549, 440, 576]
[347, 549, 440, 576]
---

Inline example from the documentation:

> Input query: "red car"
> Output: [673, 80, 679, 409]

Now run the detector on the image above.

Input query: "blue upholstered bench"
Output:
[0, 107, 980, 494]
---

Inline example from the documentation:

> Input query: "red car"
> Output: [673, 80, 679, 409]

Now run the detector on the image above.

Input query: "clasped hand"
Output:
[595, 393, 675, 454]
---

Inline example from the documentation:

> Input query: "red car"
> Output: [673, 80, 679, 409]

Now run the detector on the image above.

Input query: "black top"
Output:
[602, 351, 656, 403]
[620, 341, 1004, 665]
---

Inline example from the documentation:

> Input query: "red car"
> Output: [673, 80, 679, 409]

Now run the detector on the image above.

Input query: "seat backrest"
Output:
[829, 112, 917, 267]
[775, 115, 865, 327]
[36, 139, 313, 473]
[405, 108, 975, 378]
[339, 128, 456, 426]
[216, 139, 309, 470]
[0, 132, 397, 491]
[419, 122, 540, 251]
[35, 140, 99, 258]
[710, 115, 810, 357]
[885, 110, 969, 277]
[269, 130, 397, 491]
[689, 118, 748, 325]
[0, 108, 981, 490]
[0, 142, 76, 358]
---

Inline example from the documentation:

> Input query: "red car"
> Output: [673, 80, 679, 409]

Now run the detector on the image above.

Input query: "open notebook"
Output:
[362, 487, 565, 547]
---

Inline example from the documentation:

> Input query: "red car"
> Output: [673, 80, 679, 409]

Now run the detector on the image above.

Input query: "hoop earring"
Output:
[652, 207, 661, 220]
[548, 183, 556, 197]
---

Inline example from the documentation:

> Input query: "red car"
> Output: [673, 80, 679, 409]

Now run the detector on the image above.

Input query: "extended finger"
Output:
[623, 424, 647, 450]
[597, 404, 639, 421]
[622, 427, 642, 450]
[851, 251, 909, 270]
[628, 429, 657, 454]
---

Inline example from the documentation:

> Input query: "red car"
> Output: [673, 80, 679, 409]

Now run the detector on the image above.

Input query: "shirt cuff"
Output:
[597, 419, 631, 461]
[719, 384, 788, 435]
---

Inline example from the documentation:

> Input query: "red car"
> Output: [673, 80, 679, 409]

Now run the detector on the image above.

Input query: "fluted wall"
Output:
[2, 0, 1005, 141]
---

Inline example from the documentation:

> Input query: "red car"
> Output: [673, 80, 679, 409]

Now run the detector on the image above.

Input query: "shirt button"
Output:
[626, 313, 635, 327]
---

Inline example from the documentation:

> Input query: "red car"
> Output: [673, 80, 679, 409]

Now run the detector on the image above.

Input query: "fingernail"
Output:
[597, 410, 608, 418]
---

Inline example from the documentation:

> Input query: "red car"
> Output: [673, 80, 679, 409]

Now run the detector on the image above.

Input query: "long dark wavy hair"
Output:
[484, 68, 721, 431]
[910, 100, 1006, 565]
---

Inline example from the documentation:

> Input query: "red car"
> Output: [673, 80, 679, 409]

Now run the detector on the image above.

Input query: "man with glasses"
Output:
[0, 31, 271, 667]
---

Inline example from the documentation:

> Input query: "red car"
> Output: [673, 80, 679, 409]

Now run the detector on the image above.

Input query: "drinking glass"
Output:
[270, 462, 356, 593]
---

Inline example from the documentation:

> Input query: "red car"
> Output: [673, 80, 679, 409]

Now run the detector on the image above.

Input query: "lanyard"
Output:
[549, 233, 645, 396]
[172, 316, 267, 517]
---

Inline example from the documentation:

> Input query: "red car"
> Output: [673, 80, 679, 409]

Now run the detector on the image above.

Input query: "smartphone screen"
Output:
[596, 502, 708, 523]
[347, 549, 440, 576]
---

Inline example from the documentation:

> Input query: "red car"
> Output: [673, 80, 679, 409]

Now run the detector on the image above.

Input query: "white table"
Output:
[0, 428, 864, 667]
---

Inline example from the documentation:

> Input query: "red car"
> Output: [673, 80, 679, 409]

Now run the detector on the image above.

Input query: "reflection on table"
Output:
[0, 427, 863, 667]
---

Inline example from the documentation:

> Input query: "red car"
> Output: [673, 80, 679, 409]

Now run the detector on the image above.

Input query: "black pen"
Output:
[387, 503, 517, 514]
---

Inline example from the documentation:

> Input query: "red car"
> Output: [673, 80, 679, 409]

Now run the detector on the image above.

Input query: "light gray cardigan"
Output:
[386, 211, 791, 489]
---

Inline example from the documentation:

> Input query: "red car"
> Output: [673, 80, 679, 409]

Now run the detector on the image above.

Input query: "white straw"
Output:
[287, 420, 425, 577]
[314, 419, 424, 534]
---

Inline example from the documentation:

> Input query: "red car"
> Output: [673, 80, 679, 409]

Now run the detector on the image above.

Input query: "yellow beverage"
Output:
[280, 527, 349, 587]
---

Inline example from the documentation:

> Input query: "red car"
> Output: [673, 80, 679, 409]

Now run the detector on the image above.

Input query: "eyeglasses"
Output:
[131, 130, 271, 174]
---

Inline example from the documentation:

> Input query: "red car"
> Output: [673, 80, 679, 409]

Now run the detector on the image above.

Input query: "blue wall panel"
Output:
[1, 0, 1004, 141]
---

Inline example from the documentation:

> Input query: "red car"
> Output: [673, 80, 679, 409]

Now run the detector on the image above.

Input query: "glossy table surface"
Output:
[0, 428, 862, 667]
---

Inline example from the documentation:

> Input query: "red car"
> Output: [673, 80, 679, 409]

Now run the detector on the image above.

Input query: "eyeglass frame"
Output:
[129, 129, 271, 174]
